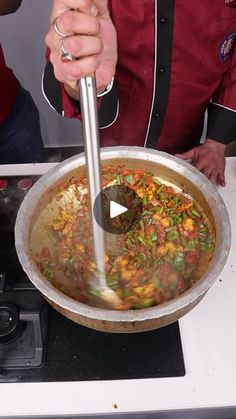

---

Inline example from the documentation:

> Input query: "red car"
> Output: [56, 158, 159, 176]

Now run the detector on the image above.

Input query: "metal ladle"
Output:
[79, 76, 121, 309]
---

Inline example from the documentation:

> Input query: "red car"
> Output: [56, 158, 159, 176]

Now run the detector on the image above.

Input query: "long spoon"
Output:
[79, 76, 121, 309]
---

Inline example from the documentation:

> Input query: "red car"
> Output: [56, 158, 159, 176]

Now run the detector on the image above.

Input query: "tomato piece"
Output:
[134, 170, 144, 181]
[185, 252, 199, 264]
[41, 247, 51, 258]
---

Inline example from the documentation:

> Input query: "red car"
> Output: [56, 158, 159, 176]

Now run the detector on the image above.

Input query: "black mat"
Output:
[0, 304, 185, 382]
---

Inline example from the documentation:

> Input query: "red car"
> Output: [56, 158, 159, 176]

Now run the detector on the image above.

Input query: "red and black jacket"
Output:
[43, 0, 236, 154]
[0, 44, 19, 124]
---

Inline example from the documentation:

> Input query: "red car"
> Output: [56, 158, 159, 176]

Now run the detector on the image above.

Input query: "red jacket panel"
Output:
[0, 44, 19, 124]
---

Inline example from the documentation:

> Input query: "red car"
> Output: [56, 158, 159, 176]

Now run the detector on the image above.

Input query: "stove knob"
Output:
[17, 178, 33, 195]
[0, 179, 10, 204]
[0, 179, 8, 191]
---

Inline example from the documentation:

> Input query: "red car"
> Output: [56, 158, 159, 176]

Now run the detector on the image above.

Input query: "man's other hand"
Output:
[176, 139, 226, 187]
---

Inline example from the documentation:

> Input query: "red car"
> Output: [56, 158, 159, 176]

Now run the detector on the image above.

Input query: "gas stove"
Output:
[0, 159, 236, 418]
[0, 163, 185, 383]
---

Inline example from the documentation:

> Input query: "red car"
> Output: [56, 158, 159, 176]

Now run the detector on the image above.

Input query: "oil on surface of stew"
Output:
[33, 166, 215, 310]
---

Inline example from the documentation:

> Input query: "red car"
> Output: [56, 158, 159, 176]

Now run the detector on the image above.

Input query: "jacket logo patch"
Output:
[220, 32, 236, 62]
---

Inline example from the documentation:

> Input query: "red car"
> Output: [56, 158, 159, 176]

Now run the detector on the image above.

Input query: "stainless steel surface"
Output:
[79, 77, 120, 307]
[79, 76, 105, 278]
[15, 147, 231, 333]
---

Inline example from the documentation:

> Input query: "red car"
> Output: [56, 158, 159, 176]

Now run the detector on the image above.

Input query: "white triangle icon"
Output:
[110, 200, 128, 219]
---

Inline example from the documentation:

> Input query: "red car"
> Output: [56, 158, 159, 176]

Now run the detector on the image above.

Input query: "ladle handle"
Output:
[79, 76, 105, 277]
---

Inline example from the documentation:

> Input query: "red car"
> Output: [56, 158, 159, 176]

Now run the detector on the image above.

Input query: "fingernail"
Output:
[91, 5, 98, 16]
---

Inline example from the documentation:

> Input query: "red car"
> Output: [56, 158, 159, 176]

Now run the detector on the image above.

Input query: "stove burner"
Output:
[0, 172, 185, 382]
[0, 303, 24, 344]
[0, 294, 48, 373]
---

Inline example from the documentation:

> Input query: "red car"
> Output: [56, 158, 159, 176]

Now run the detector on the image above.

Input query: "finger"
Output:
[218, 174, 226, 187]
[216, 168, 226, 187]
[53, 10, 100, 37]
[62, 34, 103, 59]
[192, 159, 207, 172]
[51, 0, 98, 21]
[175, 149, 195, 161]
[199, 159, 221, 180]
[214, 155, 226, 186]
[93, 0, 109, 17]
[208, 170, 218, 185]
[51, 54, 100, 83]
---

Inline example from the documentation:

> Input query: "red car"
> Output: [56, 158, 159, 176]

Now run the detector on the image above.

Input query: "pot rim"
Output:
[15, 146, 231, 323]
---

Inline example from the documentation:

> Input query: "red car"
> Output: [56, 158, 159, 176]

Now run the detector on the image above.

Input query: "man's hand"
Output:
[45, 0, 117, 100]
[176, 139, 226, 187]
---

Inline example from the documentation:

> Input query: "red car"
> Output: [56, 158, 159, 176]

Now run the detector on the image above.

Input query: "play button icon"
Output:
[93, 185, 143, 234]
[110, 201, 127, 219]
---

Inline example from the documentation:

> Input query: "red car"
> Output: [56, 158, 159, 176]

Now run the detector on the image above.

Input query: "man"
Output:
[44, 0, 236, 185]
[0, 0, 45, 163]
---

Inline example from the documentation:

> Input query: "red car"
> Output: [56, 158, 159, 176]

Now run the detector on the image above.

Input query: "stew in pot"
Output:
[33, 166, 215, 310]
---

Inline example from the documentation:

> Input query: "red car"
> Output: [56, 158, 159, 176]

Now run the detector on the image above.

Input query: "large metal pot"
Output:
[15, 147, 231, 333]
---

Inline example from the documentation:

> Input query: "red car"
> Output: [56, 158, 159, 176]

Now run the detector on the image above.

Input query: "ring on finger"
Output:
[60, 40, 76, 63]
[53, 16, 68, 38]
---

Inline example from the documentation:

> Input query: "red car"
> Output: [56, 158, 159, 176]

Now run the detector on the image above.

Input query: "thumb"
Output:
[94, 0, 108, 10]
[175, 149, 195, 161]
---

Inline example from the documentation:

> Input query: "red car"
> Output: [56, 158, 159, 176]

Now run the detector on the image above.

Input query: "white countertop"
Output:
[0, 158, 236, 418]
